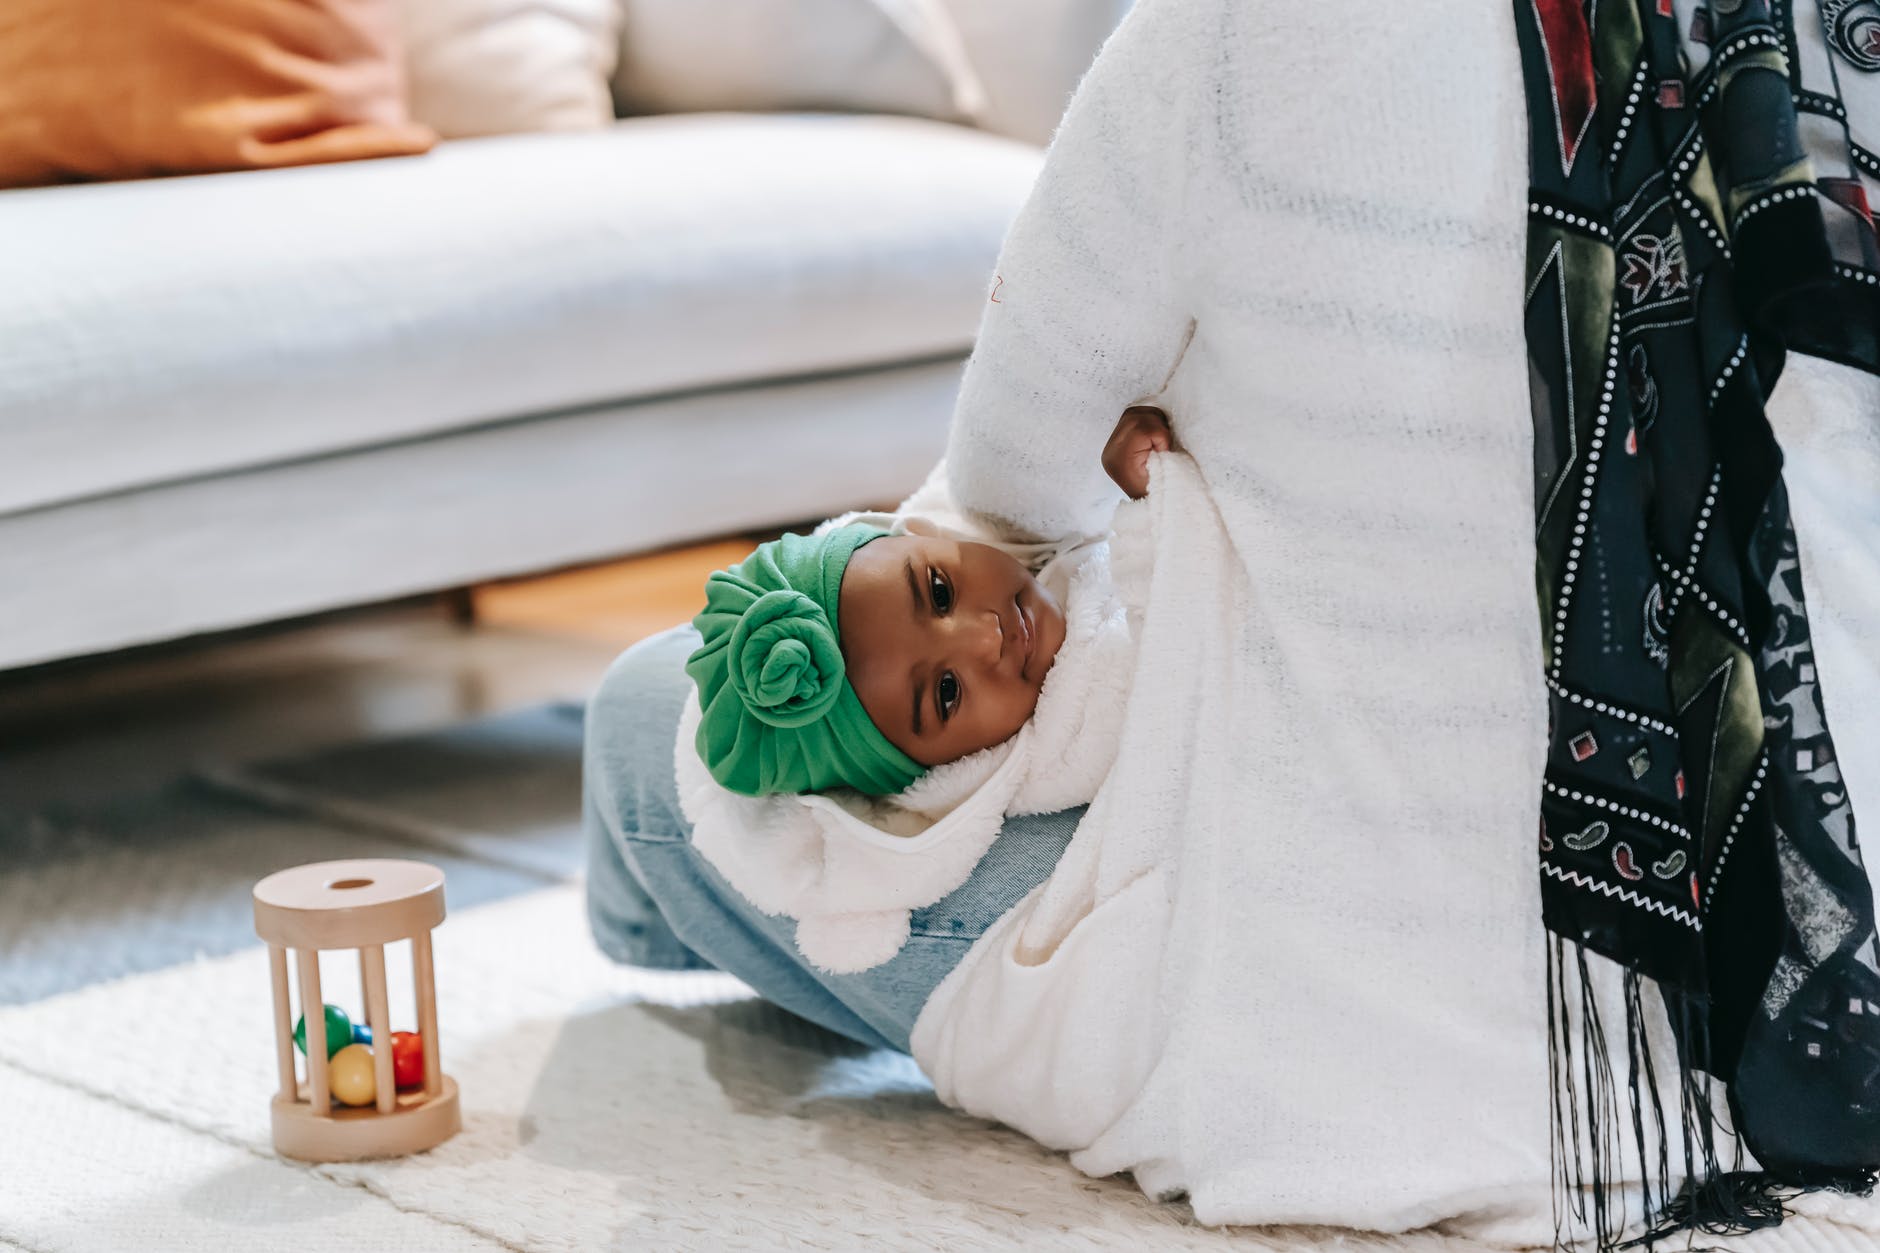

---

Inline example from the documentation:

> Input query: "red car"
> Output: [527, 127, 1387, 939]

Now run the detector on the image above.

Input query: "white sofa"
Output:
[0, 112, 1044, 671]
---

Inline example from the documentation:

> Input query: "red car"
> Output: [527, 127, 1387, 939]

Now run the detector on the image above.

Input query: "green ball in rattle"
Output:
[293, 1003, 354, 1060]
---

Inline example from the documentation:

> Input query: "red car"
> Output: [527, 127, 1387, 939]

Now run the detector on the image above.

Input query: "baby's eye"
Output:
[928, 568, 953, 614]
[937, 672, 961, 721]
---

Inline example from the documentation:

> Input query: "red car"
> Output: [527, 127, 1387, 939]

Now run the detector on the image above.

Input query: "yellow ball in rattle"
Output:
[328, 1043, 378, 1107]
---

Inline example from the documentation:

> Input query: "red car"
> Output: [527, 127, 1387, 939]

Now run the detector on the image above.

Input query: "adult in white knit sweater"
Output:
[932, 0, 1880, 1242]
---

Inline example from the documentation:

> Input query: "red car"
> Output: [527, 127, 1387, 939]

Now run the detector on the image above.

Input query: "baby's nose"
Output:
[975, 608, 1004, 668]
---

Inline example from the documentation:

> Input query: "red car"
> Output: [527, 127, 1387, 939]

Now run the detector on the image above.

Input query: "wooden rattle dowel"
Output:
[361, 944, 395, 1115]
[413, 930, 442, 1097]
[268, 944, 297, 1101]
[295, 947, 330, 1114]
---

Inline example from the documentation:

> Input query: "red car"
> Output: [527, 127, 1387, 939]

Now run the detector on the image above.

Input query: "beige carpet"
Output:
[2, 883, 1873, 1252]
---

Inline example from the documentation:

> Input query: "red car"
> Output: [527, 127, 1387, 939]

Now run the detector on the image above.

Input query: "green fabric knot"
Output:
[730, 589, 842, 727]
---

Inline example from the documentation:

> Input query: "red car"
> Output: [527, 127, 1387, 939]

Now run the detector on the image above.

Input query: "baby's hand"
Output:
[1101, 406, 1172, 500]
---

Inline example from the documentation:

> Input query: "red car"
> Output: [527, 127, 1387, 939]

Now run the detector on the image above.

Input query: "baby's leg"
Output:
[581, 626, 901, 1051]
[583, 628, 716, 972]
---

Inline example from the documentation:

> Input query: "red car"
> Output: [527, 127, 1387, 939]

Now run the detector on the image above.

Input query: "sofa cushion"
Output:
[0, 358, 965, 670]
[0, 114, 1039, 515]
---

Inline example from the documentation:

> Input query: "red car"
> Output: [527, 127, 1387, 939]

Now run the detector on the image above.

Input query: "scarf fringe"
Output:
[1545, 936, 1875, 1251]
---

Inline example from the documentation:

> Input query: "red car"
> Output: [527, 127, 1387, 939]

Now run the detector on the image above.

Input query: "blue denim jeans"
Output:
[583, 626, 1081, 1053]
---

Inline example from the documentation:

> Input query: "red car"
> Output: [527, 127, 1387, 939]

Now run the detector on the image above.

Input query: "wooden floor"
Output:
[470, 536, 764, 645]
[0, 538, 768, 812]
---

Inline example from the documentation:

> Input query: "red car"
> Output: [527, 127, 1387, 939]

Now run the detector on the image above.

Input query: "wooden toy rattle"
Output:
[253, 858, 461, 1162]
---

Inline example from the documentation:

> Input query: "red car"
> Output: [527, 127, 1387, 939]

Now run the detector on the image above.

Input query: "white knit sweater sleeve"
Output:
[943, 0, 1207, 543]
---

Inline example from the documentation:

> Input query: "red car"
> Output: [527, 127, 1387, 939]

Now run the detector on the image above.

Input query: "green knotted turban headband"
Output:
[686, 524, 926, 798]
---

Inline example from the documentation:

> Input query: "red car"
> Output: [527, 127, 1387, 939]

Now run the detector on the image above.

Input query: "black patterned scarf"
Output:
[1514, 0, 1880, 1244]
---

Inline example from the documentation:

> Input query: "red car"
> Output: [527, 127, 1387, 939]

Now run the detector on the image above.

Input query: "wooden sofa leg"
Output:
[441, 587, 477, 627]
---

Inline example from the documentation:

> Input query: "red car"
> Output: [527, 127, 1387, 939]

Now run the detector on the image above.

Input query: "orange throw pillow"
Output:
[0, 0, 436, 188]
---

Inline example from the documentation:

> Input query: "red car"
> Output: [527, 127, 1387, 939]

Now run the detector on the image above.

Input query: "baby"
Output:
[687, 406, 1172, 797]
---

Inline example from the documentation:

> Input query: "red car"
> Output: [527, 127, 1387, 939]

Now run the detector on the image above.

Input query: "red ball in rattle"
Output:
[390, 1030, 425, 1089]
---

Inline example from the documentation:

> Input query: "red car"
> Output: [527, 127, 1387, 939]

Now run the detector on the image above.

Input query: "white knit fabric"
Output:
[931, 0, 1880, 1241]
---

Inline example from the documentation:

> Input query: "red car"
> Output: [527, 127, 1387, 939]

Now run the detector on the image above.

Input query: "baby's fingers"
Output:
[1102, 407, 1171, 499]
[1121, 447, 1155, 499]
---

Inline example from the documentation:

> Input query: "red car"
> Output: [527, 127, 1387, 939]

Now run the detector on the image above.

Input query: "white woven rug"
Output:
[1, 884, 1872, 1252]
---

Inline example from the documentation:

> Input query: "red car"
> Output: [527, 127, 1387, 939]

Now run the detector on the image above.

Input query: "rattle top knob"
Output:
[253, 859, 446, 949]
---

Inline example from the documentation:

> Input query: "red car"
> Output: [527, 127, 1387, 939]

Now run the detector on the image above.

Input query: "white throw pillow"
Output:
[945, 0, 1133, 145]
[399, 0, 620, 139]
[612, 0, 1127, 146]
[612, 0, 981, 122]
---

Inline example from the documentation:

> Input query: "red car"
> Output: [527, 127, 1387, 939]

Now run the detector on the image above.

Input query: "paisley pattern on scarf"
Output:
[1514, 0, 1880, 1240]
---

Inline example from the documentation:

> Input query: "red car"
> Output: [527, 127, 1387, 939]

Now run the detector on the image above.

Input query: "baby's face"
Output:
[839, 534, 1066, 768]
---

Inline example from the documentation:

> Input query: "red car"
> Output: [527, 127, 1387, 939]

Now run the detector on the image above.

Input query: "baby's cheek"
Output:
[1000, 684, 1044, 743]
[959, 697, 1020, 757]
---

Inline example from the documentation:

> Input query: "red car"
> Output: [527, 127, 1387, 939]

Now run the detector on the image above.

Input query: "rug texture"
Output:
[5, 881, 1880, 1252]
[5, 705, 1878, 1251]
[0, 885, 1467, 1252]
